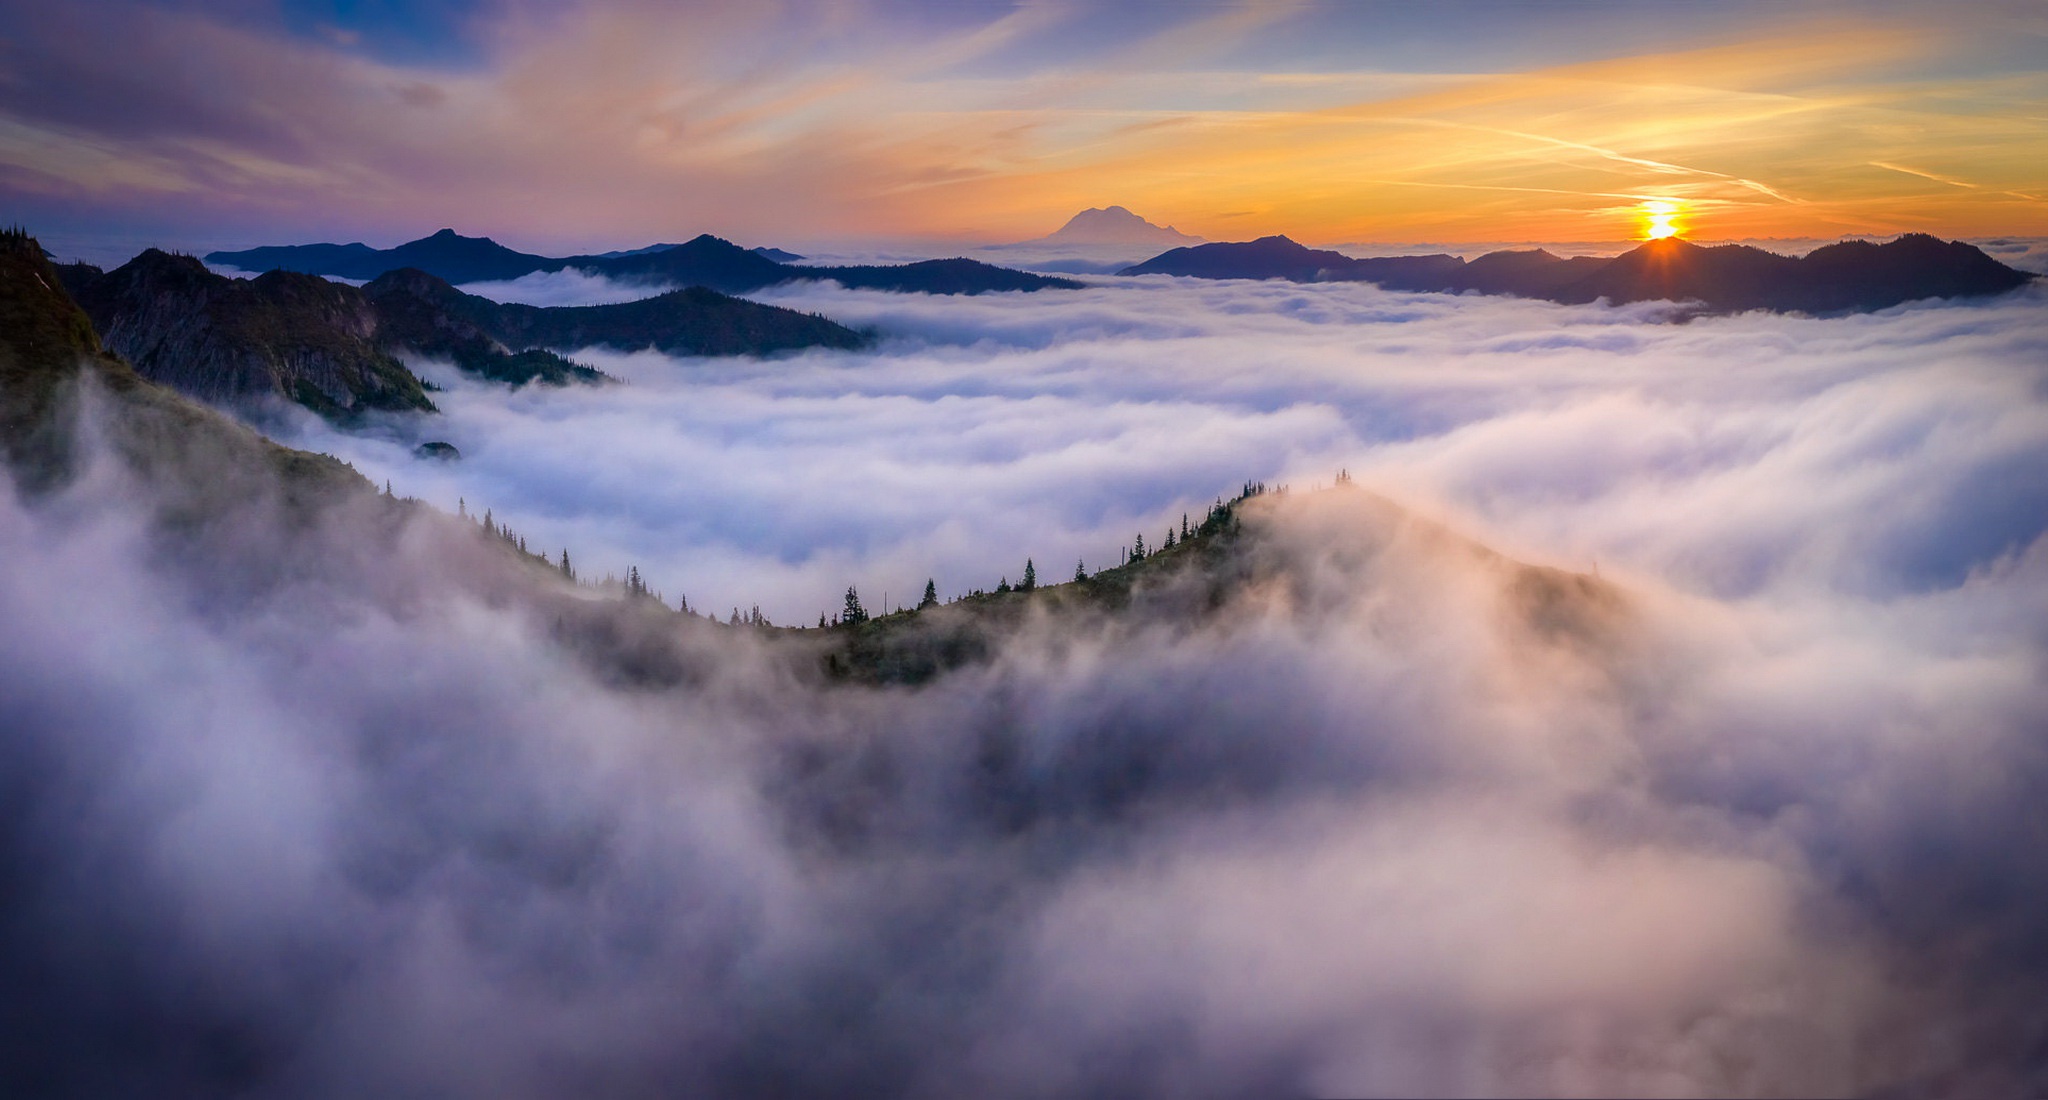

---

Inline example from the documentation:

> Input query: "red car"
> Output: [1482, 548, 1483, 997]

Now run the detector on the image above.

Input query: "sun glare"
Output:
[1640, 199, 1682, 240]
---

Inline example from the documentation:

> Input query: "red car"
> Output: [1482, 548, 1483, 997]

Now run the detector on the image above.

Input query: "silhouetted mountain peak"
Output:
[129, 247, 210, 273]
[1030, 206, 1204, 247]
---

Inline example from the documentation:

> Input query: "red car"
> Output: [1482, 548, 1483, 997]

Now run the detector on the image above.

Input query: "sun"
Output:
[1639, 199, 1682, 240]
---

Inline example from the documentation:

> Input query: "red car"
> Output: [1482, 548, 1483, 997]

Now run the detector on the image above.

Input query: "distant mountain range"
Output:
[208, 230, 1078, 295]
[58, 252, 867, 420]
[1119, 234, 2036, 313]
[1003, 206, 1204, 249]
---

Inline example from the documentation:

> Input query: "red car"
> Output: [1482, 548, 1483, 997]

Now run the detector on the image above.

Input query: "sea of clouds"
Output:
[280, 270, 2048, 624]
[4, 269, 2047, 1095]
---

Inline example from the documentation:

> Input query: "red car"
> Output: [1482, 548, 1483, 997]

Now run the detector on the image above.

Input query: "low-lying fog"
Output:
[288, 270, 2048, 625]
[5, 262, 2046, 1096]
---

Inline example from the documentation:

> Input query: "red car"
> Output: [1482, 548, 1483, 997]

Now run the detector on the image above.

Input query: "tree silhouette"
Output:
[842, 585, 868, 625]
[1074, 559, 1087, 583]
[1021, 559, 1036, 592]
[919, 578, 938, 609]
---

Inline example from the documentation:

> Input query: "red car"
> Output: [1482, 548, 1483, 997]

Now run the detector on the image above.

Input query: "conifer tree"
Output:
[1021, 559, 1036, 592]
[482, 509, 494, 536]
[1182, 513, 1190, 540]
[559, 548, 574, 581]
[458, 498, 467, 518]
[919, 579, 938, 609]
[1133, 532, 1146, 561]
[1074, 559, 1087, 583]
[1163, 528, 1176, 550]
[842, 586, 868, 625]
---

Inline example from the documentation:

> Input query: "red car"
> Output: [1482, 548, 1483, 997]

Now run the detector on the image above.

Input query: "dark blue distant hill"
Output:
[1119, 235, 1462, 289]
[1118, 233, 2036, 313]
[208, 231, 1077, 295]
[214, 228, 553, 284]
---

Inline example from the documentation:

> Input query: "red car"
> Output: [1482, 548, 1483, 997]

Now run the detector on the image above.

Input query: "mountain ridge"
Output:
[59, 252, 869, 418]
[66, 249, 437, 420]
[209, 230, 1081, 295]
[1117, 233, 2037, 313]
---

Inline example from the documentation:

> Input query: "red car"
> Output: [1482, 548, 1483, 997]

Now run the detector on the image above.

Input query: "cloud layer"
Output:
[4, 275, 2048, 1095]
[280, 274, 2048, 623]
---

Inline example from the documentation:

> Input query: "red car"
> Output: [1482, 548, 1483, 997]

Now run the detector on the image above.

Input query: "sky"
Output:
[4, 0, 2046, 254]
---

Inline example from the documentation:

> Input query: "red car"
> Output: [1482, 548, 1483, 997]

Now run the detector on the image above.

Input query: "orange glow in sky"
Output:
[0, 2, 2043, 248]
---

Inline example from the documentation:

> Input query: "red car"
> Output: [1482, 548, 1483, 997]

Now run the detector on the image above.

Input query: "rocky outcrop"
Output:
[65, 251, 435, 419]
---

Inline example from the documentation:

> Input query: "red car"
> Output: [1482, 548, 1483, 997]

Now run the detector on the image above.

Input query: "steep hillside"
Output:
[0, 229, 377, 507]
[64, 250, 435, 420]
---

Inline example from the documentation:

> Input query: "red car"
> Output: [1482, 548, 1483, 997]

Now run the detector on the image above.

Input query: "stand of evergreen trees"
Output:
[427, 472, 1298, 635]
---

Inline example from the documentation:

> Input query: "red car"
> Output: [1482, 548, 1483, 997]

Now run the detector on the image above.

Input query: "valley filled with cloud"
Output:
[285, 272, 2048, 621]
[6, 270, 2045, 1095]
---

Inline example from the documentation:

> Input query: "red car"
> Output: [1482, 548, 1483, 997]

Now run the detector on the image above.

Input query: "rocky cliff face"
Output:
[65, 251, 435, 419]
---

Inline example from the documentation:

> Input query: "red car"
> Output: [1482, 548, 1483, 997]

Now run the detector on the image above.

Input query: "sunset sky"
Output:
[4, 0, 2044, 252]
